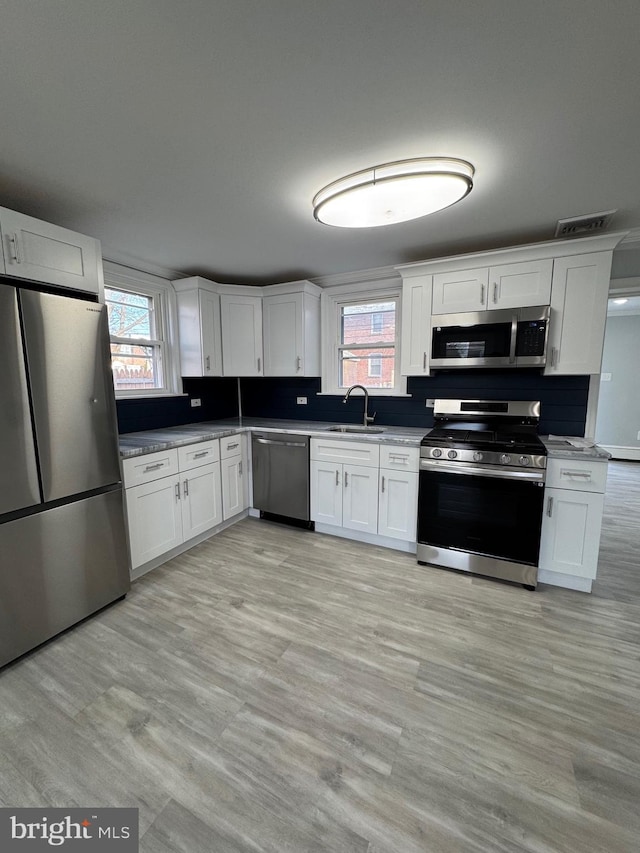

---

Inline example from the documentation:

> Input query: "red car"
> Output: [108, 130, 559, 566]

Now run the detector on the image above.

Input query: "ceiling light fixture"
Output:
[313, 157, 474, 228]
[613, 298, 629, 304]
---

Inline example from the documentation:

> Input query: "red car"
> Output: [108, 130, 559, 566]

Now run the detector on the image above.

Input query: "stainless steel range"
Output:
[417, 399, 547, 589]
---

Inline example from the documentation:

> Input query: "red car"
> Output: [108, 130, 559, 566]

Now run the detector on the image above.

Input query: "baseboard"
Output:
[537, 569, 593, 593]
[130, 509, 249, 581]
[313, 523, 417, 554]
[599, 445, 640, 461]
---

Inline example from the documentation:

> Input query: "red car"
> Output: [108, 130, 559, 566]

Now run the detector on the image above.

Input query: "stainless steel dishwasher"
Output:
[251, 432, 312, 525]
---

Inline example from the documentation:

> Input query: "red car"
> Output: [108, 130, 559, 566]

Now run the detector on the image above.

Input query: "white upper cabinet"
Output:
[262, 281, 321, 376]
[544, 251, 612, 376]
[220, 290, 263, 376]
[400, 274, 432, 375]
[0, 206, 101, 295]
[431, 260, 552, 315]
[173, 277, 223, 376]
[432, 267, 488, 314]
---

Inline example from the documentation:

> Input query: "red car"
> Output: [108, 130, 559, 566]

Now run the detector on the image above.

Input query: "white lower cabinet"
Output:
[538, 457, 608, 590]
[310, 439, 418, 547]
[221, 433, 248, 520]
[123, 438, 245, 574]
[126, 474, 184, 568]
[378, 469, 418, 541]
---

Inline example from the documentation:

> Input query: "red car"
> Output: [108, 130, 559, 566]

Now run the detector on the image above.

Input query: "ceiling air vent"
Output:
[555, 210, 616, 238]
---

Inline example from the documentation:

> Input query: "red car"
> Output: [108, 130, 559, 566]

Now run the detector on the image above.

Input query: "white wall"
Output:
[595, 313, 640, 457]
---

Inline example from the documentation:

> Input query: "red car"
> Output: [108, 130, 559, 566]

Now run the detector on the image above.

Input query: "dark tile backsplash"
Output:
[118, 371, 589, 436]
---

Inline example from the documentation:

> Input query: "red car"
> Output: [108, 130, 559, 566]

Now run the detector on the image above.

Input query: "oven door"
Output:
[418, 459, 545, 565]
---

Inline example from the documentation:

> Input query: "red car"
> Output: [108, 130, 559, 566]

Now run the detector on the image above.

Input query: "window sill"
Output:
[317, 391, 412, 398]
[116, 392, 188, 401]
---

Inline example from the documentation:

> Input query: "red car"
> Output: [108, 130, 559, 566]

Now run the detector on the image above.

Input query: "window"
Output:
[320, 280, 406, 396]
[103, 263, 181, 398]
[368, 354, 383, 378]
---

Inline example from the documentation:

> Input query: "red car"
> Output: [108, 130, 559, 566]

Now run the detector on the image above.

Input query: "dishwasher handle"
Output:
[254, 437, 308, 448]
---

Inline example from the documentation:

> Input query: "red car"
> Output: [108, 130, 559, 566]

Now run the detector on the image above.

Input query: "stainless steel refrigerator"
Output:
[0, 283, 130, 668]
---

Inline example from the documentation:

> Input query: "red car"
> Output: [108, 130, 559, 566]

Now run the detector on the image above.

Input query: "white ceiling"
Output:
[1, 1, 640, 284]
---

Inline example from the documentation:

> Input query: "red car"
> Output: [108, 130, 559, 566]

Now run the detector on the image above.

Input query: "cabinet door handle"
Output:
[9, 233, 22, 263]
[423, 351, 427, 370]
[143, 462, 164, 472]
[344, 472, 349, 487]
[547, 496, 553, 517]
[175, 483, 181, 501]
[257, 357, 261, 373]
[493, 282, 498, 304]
[183, 479, 189, 497]
[335, 469, 339, 486]
[480, 283, 485, 304]
[205, 355, 211, 371]
[239, 461, 243, 476]
[296, 356, 302, 372]
[381, 475, 385, 493]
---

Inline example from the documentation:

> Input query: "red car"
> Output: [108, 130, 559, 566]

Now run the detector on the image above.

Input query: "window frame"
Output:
[103, 262, 183, 399]
[367, 353, 383, 378]
[320, 278, 408, 397]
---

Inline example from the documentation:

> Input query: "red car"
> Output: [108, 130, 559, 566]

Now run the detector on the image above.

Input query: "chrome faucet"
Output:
[342, 384, 375, 426]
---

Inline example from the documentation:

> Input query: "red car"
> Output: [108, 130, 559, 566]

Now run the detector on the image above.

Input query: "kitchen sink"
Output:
[326, 425, 385, 434]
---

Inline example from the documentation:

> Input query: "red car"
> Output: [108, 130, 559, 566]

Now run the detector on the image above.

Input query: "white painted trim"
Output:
[314, 522, 416, 553]
[130, 509, 249, 580]
[311, 265, 398, 289]
[608, 277, 640, 292]
[395, 232, 628, 277]
[102, 247, 184, 281]
[599, 445, 640, 461]
[537, 569, 593, 593]
[104, 261, 183, 399]
[616, 228, 640, 248]
[585, 375, 600, 439]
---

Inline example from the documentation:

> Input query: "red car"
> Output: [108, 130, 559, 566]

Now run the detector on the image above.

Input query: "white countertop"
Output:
[119, 419, 611, 461]
[119, 418, 428, 458]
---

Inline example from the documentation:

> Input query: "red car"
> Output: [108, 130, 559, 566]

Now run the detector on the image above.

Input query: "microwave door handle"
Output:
[509, 313, 518, 364]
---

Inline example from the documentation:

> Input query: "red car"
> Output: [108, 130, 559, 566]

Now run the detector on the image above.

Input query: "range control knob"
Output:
[447, 450, 458, 459]
[500, 454, 512, 465]
[473, 451, 484, 462]
[519, 455, 531, 466]
[432, 448, 443, 458]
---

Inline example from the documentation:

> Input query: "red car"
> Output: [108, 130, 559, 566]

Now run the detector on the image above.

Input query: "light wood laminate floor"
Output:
[1, 462, 639, 852]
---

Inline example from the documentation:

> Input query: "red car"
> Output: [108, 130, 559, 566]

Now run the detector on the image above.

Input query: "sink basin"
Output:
[327, 425, 385, 434]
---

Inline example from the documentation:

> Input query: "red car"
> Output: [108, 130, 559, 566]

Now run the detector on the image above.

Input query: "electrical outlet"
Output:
[601, 373, 612, 382]
[425, 399, 435, 408]
[190, 398, 201, 407]
[296, 396, 308, 405]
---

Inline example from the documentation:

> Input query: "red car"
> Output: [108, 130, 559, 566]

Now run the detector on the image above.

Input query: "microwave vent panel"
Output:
[555, 210, 616, 238]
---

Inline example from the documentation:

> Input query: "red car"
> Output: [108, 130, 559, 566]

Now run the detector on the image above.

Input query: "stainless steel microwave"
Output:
[430, 305, 550, 369]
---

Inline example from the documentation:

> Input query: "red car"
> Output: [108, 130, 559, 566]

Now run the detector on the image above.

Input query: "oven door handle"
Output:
[419, 458, 545, 482]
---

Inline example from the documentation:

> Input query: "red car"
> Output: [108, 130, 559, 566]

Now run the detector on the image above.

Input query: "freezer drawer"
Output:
[0, 488, 130, 668]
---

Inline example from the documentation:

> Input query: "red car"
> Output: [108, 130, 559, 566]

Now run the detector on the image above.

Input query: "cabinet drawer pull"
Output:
[9, 233, 21, 263]
[143, 462, 164, 472]
[381, 475, 385, 493]
[175, 483, 181, 501]
[563, 470, 591, 479]
[423, 351, 427, 370]
[193, 450, 208, 459]
[547, 496, 553, 517]
[389, 454, 408, 463]
[226, 442, 239, 450]
[183, 479, 189, 497]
